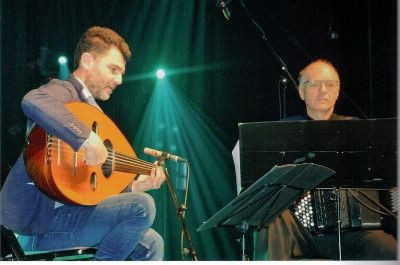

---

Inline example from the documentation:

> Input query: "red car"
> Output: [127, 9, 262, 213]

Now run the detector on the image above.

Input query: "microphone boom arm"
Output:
[237, 0, 298, 91]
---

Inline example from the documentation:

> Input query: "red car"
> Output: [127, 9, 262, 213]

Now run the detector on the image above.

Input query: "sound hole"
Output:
[92, 121, 98, 134]
[102, 139, 113, 178]
[90, 172, 97, 191]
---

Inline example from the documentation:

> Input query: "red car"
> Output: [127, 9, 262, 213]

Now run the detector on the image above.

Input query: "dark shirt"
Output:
[282, 112, 357, 121]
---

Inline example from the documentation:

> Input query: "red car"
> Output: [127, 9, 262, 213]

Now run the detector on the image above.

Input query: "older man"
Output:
[253, 59, 397, 260]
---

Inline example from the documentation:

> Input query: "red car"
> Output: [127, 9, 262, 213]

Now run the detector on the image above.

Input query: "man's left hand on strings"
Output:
[131, 162, 166, 192]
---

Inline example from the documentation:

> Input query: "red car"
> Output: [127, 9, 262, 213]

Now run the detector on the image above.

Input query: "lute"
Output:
[24, 102, 154, 206]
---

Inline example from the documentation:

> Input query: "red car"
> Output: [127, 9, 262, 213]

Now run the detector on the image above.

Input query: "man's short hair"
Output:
[73, 26, 132, 70]
[298, 59, 339, 84]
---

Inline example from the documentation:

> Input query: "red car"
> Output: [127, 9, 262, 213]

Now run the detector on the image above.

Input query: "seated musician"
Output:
[0, 26, 166, 260]
[253, 59, 397, 260]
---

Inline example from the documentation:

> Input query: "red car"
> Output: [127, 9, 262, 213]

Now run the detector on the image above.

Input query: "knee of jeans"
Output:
[152, 231, 164, 260]
[153, 230, 164, 252]
[144, 229, 164, 260]
[127, 192, 156, 226]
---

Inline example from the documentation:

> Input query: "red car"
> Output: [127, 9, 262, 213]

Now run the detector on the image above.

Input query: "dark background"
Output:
[1, 0, 397, 260]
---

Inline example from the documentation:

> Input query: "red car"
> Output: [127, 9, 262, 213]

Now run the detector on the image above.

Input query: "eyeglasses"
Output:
[301, 80, 340, 89]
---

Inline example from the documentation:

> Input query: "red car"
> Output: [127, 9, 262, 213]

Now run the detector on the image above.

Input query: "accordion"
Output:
[292, 188, 398, 234]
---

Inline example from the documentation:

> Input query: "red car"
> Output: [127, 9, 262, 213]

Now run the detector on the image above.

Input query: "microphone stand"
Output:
[157, 157, 198, 261]
[335, 188, 343, 261]
[238, 0, 298, 88]
[237, 0, 370, 120]
[279, 76, 288, 119]
[237, 0, 298, 117]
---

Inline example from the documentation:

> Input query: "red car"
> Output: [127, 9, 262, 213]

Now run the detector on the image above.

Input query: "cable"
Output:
[347, 189, 397, 218]
[180, 160, 191, 260]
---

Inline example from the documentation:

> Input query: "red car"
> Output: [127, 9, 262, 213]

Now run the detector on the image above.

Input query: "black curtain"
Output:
[1, 0, 397, 260]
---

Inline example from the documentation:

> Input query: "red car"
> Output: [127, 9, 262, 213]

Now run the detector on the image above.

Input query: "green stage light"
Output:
[58, 56, 67, 64]
[58, 56, 70, 80]
[156, 69, 166, 79]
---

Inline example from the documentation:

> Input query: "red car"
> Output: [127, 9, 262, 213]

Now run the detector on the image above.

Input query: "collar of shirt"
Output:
[73, 75, 93, 100]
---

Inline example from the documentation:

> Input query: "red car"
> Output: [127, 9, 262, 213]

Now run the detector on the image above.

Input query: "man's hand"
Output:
[80, 131, 108, 166]
[131, 162, 166, 192]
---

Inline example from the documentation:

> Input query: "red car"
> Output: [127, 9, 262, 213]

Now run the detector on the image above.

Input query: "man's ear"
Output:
[298, 85, 305, 101]
[80, 52, 93, 70]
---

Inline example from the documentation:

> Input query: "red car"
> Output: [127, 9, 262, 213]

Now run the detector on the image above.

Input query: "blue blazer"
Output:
[1, 75, 93, 234]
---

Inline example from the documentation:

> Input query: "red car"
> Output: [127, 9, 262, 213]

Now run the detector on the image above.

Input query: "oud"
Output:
[24, 102, 154, 206]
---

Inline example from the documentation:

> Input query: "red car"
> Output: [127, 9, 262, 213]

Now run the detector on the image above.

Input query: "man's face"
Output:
[298, 62, 340, 116]
[85, 47, 126, 101]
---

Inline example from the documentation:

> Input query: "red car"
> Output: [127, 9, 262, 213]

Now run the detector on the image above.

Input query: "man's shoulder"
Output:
[36, 77, 81, 98]
[42, 78, 74, 90]
[23, 77, 82, 105]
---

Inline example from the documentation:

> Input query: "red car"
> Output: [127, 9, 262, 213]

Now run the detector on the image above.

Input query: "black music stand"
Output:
[197, 163, 335, 259]
[239, 118, 397, 189]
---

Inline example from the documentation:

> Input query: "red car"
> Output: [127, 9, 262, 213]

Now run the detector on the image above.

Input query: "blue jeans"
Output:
[17, 192, 164, 260]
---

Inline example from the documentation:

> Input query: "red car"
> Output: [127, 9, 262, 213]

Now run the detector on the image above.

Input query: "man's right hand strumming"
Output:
[81, 131, 108, 166]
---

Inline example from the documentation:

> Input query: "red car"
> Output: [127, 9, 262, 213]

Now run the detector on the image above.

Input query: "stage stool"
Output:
[1, 225, 96, 261]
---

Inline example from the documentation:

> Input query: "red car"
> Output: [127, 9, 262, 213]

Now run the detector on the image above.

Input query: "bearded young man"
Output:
[1, 26, 165, 261]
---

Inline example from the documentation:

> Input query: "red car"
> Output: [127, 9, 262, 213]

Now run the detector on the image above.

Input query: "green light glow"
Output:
[124, 63, 231, 82]
[58, 64, 70, 81]
[58, 56, 67, 64]
[132, 79, 237, 260]
[156, 69, 166, 79]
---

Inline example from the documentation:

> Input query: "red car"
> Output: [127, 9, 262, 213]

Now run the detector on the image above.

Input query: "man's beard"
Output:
[85, 75, 103, 100]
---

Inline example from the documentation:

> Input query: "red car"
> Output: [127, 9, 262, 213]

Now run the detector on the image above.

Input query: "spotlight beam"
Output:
[124, 62, 231, 82]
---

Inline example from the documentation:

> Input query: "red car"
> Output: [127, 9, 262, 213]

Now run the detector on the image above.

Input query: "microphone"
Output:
[144, 147, 185, 162]
[219, 0, 231, 20]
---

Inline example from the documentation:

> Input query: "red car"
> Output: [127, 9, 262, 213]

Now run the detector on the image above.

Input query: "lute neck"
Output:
[111, 152, 154, 176]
